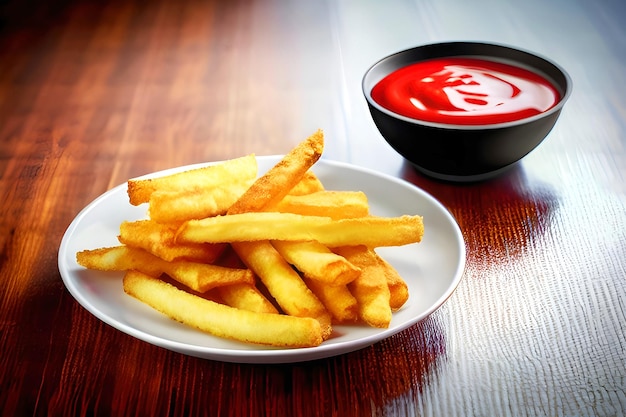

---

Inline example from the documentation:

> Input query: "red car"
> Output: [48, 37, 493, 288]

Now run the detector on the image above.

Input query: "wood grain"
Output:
[1, 0, 624, 416]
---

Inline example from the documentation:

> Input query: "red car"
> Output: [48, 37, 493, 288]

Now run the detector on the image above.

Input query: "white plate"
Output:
[58, 157, 465, 363]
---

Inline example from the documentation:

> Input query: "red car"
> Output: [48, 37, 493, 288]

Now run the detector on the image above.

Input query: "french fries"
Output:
[176, 212, 424, 248]
[127, 154, 257, 206]
[333, 245, 393, 328]
[287, 170, 325, 196]
[373, 250, 410, 311]
[268, 190, 370, 219]
[123, 270, 323, 348]
[212, 247, 279, 314]
[76, 130, 424, 348]
[118, 219, 226, 263]
[232, 241, 333, 339]
[303, 277, 359, 324]
[148, 180, 253, 223]
[76, 245, 254, 293]
[271, 240, 361, 286]
[227, 129, 324, 214]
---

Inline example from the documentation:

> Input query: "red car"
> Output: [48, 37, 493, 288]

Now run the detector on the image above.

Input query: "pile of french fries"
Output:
[76, 130, 424, 348]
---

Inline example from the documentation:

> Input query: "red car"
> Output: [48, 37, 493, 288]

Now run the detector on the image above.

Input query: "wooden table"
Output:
[1, 0, 624, 415]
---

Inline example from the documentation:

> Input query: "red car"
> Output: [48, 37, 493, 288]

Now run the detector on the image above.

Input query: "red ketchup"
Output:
[371, 57, 561, 125]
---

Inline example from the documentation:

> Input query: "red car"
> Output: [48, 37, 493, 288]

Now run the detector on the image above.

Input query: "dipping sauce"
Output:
[371, 57, 561, 125]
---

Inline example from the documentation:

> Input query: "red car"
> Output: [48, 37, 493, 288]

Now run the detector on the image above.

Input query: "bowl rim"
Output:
[362, 41, 573, 130]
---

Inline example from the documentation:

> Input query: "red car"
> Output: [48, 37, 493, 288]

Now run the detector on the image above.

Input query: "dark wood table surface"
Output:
[1, 0, 625, 415]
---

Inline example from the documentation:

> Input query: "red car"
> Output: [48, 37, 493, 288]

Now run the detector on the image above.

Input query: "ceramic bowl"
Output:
[362, 41, 572, 181]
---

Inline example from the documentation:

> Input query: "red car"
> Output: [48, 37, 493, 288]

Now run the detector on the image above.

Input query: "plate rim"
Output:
[58, 156, 466, 363]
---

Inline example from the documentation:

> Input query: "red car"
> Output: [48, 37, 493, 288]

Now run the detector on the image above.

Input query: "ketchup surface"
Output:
[371, 57, 560, 125]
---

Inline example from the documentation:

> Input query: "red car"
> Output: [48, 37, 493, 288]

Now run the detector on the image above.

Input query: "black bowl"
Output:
[362, 41, 572, 182]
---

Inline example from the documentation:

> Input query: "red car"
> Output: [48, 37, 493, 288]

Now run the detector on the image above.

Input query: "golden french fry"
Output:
[287, 170, 325, 196]
[77, 246, 162, 276]
[118, 220, 226, 263]
[177, 212, 424, 248]
[123, 270, 323, 348]
[232, 241, 333, 339]
[76, 246, 254, 293]
[148, 180, 252, 224]
[271, 240, 360, 286]
[127, 154, 257, 206]
[213, 246, 278, 314]
[216, 283, 279, 314]
[372, 251, 410, 310]
[303, 278, 358, 324]
[221, 131, 333, 337]
[227, 129, 324, 214]
[268, 191, 370, 219]
[333, 245, 392, 328]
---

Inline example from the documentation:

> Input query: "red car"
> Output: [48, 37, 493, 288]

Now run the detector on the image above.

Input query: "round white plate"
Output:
[58, 157, 465, 363]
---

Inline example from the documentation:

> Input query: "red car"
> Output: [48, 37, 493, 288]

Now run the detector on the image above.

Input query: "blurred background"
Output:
[2, 0, 624, 182]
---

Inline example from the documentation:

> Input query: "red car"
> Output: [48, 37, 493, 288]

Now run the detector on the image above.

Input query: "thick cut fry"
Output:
[303, 278, 358, 324]
[373, 251, 410, 310]
[177, 212, 424, 248]
[271, 240, 360, 286]
[288, 170, 325, 196]
[210, 131, 332, 337]
[148, 180, 252, 223]
[216, 283, 279, 314]
[227, 130, 324, 214]
[123, 270, 323, 348]
[127, 154, 257, 206]
[77, 245, 161, 275]
[76, 246, 253, 293]
[118, 220, 226, 263]
[214, 246, 278, 314]
[333, 245, 392, 328]
[231, 241, 332, 339]
[268, 191, 370, 219]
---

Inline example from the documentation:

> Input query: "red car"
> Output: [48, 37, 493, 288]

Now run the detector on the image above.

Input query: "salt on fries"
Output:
[76, 130, 424, 348]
